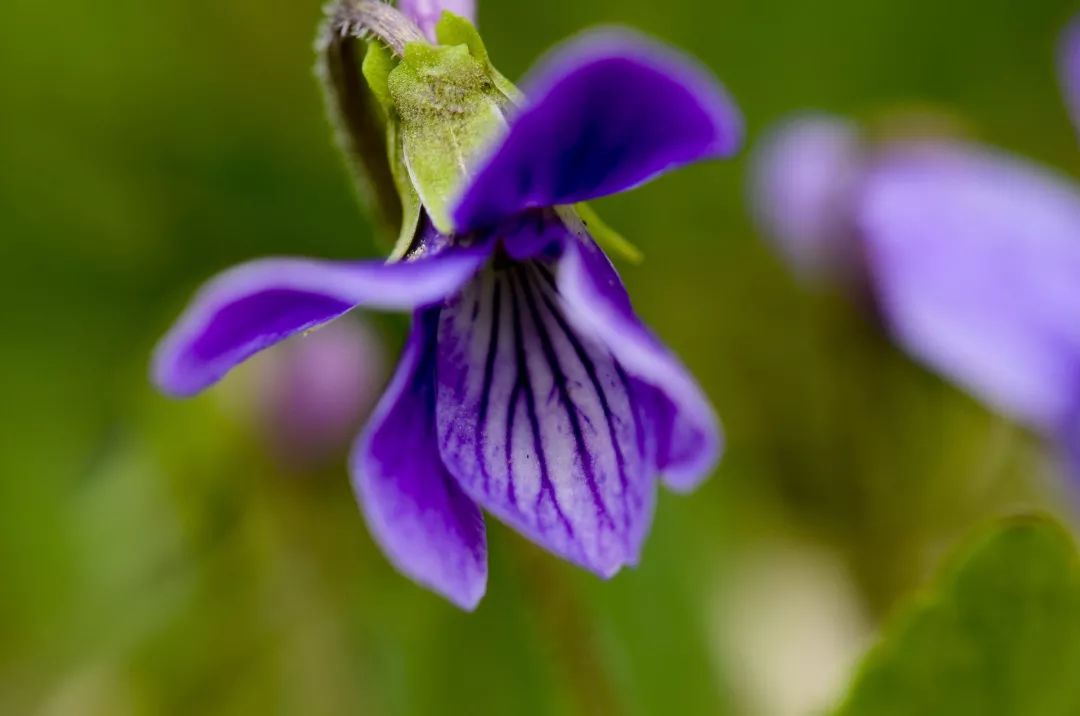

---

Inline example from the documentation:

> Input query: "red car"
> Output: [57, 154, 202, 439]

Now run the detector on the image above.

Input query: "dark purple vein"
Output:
[531, 263, 633, 530]
[508, 271, 573, 538]
[474, 275, 503, 495]
[517, 265, 614, 529]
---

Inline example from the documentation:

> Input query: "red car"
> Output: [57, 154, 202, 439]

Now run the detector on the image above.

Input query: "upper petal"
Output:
[353, 310, 487, 610]
[1060, 14, 1080, 142]
[398, 0, 476, 42]
[435, 260, 657, 577]
[452, 29, 742, 231]
[858, 141, 1080, 430]
[558, 230, 723, 491]
[152, 246, 488, 397]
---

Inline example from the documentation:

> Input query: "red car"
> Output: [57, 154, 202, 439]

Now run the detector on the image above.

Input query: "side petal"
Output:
[353, 310, 487, 610]
[436, 263, 657, 577]
[1060, 14, 1080, 142]
[858, 141, 1080, 431]
[152, 247, 488, 397]
[453, 29, 742, 231]
[557, 233, 723, 491]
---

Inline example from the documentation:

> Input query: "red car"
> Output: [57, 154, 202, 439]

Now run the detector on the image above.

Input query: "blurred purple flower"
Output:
[1060, 15, 1080, 141]
[859, 144, 1080, 436]
[153, 30, 740, 609]
[752, 18, 1080, 477]
[247, 317, 386, 471]
[398, 0, 476, 42]
[751, 115, 863, 282]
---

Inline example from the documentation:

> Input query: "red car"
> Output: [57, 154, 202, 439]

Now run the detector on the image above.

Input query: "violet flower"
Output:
[242, 317, 386, 471]
[750, 115, 863, 283]
[1060, 15, 1080, 141]
[751, 19, 1080, 477]
[153, 10, 740, 608]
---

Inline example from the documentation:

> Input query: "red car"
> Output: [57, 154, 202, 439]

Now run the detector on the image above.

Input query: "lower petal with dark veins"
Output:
[436, 261, 656, 576]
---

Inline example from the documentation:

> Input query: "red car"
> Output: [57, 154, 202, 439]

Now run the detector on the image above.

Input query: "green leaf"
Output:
[389, 41, 506, 233]
[835, 515, 1080, 716]
[435, 12, 522, 105]
[575, 203, 644, 263]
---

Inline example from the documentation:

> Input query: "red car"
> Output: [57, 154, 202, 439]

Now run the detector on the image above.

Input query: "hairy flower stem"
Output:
[317, 1, 426, 241]
[326, 0, 427, 56]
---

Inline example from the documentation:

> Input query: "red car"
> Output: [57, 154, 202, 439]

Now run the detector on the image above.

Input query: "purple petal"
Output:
[1060, 14, 1080, 142]
[858, 141, 1080, 431]
[152, 247, 488, 397]
[495, 209, 568, 262]
[751, 114, 864, 281]
[453, 29, 742, 231]
[353, 310, 487, 609]
[398, 0, 476, 42]
[558, 233, 723, 491]
[435, 261, 657, 577]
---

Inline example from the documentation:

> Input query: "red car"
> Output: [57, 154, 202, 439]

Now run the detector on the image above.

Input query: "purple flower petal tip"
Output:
[529, 29, 743, 157]
[152, 251, 488, 398]
[1059, 13, 1080, 140]
[152, 260, 358, 398]
[453, 28, 742, 231]
[561, 246, 721, 492]
[751, 114, 864, 280]
[398, 0, 477, 42]
[557, 234, 724, 493]
[858, 141, 1080, 431]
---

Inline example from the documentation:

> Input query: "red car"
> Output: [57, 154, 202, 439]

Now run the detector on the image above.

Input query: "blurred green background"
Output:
[2, 0, 1079, 713]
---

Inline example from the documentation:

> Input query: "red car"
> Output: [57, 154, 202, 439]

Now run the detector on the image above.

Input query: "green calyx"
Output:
[434, 12, 523, 106]
[354, 12, 510, 247]
[358, 12, 641, 263]
[361, 40, 394, 115]
[363, 42, 421, 259]
[388, 25, 507, 234]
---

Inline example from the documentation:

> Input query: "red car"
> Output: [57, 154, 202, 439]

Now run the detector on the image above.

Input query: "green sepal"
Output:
[361, 41, 395, 117]
[835, 514, 1080, 716]
[389, 41, 507, 234]
[435, 11, 523, 105]
[387, 119, 423, 260]
[434, 12, 489, 64]
[575, 203, 644, 263]
[362, 42, 421, 259]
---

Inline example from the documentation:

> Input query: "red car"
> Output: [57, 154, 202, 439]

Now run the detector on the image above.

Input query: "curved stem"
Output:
[325, 0, 427, 57]
[316, 2, 426, 242]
